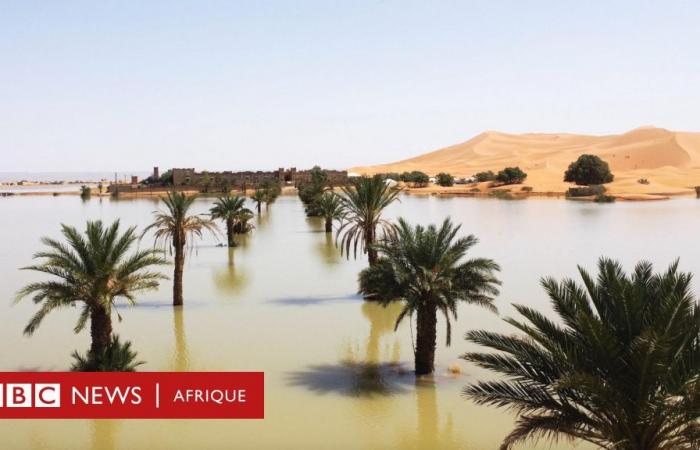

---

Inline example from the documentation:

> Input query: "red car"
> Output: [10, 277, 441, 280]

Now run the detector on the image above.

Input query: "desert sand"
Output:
[351, 127, 700, 199]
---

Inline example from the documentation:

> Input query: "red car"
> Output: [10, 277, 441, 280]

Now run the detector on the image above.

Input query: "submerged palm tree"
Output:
[463, 258, 700, 450]
[71, 334, 144, 372]
[359, 217, 500, 375]
[316, 192, 344, 233]
[144, 191, 217, 306]
[209, 195, 253, 247]
[16, 220, 166, 361]
[250, 189, 266, 214]
[338, 175, 400, 266]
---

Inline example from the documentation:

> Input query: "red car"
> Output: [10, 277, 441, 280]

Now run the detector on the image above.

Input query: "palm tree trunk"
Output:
[414, 302, 437, 375]
[257, 203, 261, 214]
[173, 240, 185, 306]
[325, 217, 332, 233]
[367, 226, 378, 266]
[226, 218, 236, 247]
[90, 305, 112, 357]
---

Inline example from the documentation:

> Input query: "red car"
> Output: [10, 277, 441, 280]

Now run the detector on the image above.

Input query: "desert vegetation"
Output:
[210, 195, 254, 247]
[144, 191, 218, 306]
[564, 154, 614, 185]
[495, 166, 527, 185]
[337, 175, 400, 266]
[400, 171, 430, 187]
[16, 220, 166, 371]
[358, 218, 500, 375]
[463, 258, 700, 450]
[435, 172, 455, 187]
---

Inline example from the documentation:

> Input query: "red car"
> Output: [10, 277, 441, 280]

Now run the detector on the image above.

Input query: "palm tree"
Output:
[316, 192, 344, 233]
[71, 335, 144, 372]
[144, 191, 218, 306]
[209, 195, 253, 247]
[260, 179, 282, 209]
[16, 220, 166, 361]
[250, 189, 266, 214]
[359, 217, 500, 375]
[337, 175, 400, 266]
[462, 258, 700, 450]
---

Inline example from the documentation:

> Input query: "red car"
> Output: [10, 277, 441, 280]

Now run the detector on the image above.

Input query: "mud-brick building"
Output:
[171, 167, 347, 188]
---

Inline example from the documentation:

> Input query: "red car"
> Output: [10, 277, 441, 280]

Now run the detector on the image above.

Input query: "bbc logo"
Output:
[0, 383, 61, 408]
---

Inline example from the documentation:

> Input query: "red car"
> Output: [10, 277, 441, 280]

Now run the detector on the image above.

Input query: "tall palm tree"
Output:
[250, 189, 265, 214]
[16, 220, 166, 360]
[337, 175, 400, 266]
[463, 258, 700, 450]
[209, 195, 252, 247]
[316, 192, 344, 233]
[144, 191, 217, 306]
[359, 217, 500, 375]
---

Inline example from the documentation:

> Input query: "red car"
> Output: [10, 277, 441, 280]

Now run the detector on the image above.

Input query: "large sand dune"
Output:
[351, 127, 700, 196]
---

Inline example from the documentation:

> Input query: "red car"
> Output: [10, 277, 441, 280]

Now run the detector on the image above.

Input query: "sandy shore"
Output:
[351, 126, 700, 201]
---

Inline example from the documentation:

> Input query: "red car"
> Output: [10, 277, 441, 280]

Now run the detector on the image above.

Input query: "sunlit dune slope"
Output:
[350, 127, 700, 195]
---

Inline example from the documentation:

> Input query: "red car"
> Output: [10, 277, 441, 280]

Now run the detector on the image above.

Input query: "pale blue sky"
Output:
[1, 1, 699, 172]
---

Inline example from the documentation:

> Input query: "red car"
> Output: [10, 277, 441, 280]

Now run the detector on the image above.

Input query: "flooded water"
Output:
[2, 193, 700, 449]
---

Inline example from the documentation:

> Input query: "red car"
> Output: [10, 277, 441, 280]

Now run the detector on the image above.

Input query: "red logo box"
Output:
[0, 372, 264, 419]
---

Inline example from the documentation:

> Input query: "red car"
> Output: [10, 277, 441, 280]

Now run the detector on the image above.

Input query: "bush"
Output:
[566, 185, 606, 198]
[400, 171, 429, 187]
[71, 335, 144, 372]
[521, 186, 533, 192]
[474, 171, 496, 182]
[80, 185, 91, 199]
[435, 173, 454, 187]
[637, 178, 649, 185]
[594, 194, 615, 203]
[496, 167, 527, 185]
[564, 154, 614, 185]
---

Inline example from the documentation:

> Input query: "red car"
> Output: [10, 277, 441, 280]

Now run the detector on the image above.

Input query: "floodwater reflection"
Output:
[91, 420, 116, 450]
[315, 232, 341, 264]
[211, 248, 248, 295]
[395, 380, 459, 450]
[171, 307, 190, 372]
[287, 301, 407, 397]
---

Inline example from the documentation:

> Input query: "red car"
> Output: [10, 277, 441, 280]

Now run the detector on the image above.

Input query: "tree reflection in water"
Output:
[287, 301, 407, 397]
[91, 419, 117, 450]
[171, 307, 190, 372]
[212, 248, 248, 295]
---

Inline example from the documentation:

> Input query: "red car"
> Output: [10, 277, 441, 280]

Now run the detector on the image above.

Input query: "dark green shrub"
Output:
[71, 335, 144, 372]
[566, 185, 606, 197]
[496, 167, 527, 185]
[564, 154, 614, 185]
[400, 171, 429, 187]
[474, 171, 496, 182]
[435, 172, 454, 187]
[594, 194, 615, 203]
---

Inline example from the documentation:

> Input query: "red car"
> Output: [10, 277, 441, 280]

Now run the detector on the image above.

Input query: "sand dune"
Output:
[350, 127, 700, 196]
